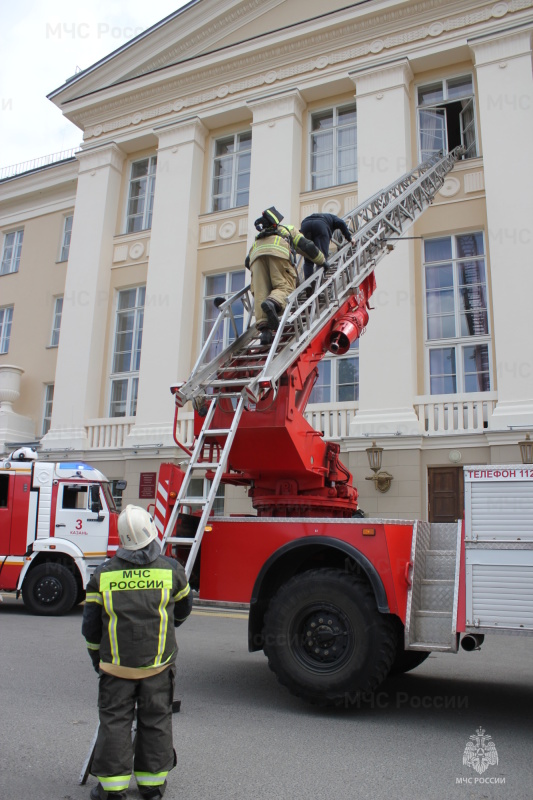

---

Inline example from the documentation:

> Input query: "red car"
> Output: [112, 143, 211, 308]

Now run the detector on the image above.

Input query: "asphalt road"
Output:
[0, 595, 531, 800]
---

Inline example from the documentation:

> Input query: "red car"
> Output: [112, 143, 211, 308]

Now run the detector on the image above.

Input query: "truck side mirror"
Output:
[90, 485, 102, 513]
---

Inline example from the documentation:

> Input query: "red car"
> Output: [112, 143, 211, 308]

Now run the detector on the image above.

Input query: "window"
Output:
[59, 215, 73, 261]
[202, 271, 247, 361]
[42, 384, 54, 435]
[110, 480, 125, 512]
[309, 340, 359, 403]
[424, 232, 491, 394]
[126, 157, 157, 233]
[0, 306, 13, 354]
[212, 131, 251, 212]
[1, 230, 24, 275]
[50, 297, 63, 347]
[310, 103, 357, 190]
[417, 75, 477, 161]
[189, 478, 225, 516]
[109, 287, 145, 417]
[62, 485, 89, 510]
[0, 475, 8, 507]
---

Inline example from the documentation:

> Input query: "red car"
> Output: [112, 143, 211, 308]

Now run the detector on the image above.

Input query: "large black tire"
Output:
[389, 649, 430, 675]
[22, 563, 78, 616]
[262, 568, 397, 706]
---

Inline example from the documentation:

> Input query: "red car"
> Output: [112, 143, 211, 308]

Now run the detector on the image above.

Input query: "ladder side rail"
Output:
[160, 399, 221, 550]
[183, 396, 246, 578]
[247, 149, 462, 396]
[178, 286, 256, 400]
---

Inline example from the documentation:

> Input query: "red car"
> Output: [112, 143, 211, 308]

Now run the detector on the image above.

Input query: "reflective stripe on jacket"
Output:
[247, 224, 326, 267]
[82, 553, 190, 670]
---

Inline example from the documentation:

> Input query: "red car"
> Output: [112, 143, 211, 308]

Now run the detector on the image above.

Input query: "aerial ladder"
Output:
[161, 148, 465, 578]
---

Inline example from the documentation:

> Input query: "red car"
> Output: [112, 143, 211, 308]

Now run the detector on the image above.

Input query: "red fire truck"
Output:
[0, 450, 120, 615]
[151, 149, 532, 705]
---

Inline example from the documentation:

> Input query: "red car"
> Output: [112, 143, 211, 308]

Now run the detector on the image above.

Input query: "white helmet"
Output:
[118, 505, 158, 551]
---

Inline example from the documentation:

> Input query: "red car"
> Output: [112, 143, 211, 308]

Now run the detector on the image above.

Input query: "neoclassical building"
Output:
[1, 0, 532, 520]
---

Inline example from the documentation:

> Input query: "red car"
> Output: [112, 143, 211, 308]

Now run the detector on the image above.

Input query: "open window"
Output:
[417, 75, 477, 161]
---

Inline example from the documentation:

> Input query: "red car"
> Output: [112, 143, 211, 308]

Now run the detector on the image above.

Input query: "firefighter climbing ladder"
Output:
[162, 148, 464, 576]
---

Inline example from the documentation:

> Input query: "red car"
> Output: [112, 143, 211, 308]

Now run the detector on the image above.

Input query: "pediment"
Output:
[49, 0, 355, 105]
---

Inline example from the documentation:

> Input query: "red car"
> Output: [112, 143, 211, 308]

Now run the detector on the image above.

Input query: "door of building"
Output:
[428, 466, 463, 523]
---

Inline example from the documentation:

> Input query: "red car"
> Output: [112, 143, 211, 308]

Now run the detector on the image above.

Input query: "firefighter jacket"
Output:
[245, 224, 326, 269]
[82, 540, 192, 677]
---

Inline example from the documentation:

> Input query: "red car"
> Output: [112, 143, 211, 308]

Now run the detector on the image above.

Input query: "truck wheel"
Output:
[389, 649, 430, 675]
[22, 563, 78, 616]
[263, 568, 396, 706]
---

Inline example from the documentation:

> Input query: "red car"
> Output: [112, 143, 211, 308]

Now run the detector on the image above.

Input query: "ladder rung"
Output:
[209, 379, 249, 387]
[190, 462, 220, 469]
[165, 537, 195, 545]
[179, 497, 207, 505]
[201, 428, 232, 436]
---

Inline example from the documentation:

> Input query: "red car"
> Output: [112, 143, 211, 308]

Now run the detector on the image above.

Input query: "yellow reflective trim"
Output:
[154, 588, 169, 667]
[86, 641, 100, 651]
[103, 591, 119, 665]
[173, 583, 190, 602]
[135, 771, 168, 786]
[99, 568, 173, 592]
[86, 592, 103, 605]
[98, 775, 130, 791]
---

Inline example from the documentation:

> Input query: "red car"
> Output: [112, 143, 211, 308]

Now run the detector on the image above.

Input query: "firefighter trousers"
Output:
[250, 255, 297, 327]
[300, 218, 331, 280]
[92, 665, 176, 794]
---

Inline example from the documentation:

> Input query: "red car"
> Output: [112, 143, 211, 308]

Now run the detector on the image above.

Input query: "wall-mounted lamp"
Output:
[365, 441, 393, 493]
[519, 433, 533, 465]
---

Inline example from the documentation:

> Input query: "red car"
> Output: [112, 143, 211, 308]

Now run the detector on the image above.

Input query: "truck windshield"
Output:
[101, 483, 117, 513]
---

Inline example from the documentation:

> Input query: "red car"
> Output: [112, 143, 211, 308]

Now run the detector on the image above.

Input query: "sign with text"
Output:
[139, 472, 157, 499]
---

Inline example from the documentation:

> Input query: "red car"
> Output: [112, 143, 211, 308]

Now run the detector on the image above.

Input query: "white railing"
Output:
[86, 417, 135, 449]
[0, 148, 81, 181]
[304, 403, 358, 440]
[175, 410, 195, 448]
[414, 392, 497, 434]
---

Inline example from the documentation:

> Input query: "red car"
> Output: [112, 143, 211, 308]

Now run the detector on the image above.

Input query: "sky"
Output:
[0, 0, 192, 169]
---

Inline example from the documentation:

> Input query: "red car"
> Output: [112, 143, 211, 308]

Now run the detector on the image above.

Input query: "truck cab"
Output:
[0, 457, 120, 615]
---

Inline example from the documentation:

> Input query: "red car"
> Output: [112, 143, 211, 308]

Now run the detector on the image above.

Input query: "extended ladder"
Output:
[174, 147, 464, 408]
[164, 148, 464, 576]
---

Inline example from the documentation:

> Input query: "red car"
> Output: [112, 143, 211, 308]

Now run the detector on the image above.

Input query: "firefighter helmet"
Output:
[9, 446, 38, 461]
[118, 505, 158, 550]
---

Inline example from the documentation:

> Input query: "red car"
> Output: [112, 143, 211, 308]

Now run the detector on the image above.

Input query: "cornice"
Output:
[122, 0, 279, 82]
[76, 0, 533, 142]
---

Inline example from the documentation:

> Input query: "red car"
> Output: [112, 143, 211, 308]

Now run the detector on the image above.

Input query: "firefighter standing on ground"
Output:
[82, 505, 192, 800]
[246, 206, 326, 345]
[300, 212, 356, 280]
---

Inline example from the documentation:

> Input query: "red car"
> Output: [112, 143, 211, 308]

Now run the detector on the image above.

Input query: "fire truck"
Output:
[152, 148, 533, 705]
[0, 449, 120, 615]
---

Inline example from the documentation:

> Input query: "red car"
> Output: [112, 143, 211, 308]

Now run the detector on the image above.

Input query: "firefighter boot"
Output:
[90, 785, 128, 800]
[260, 298, 281, 330]
[139, 780, 167, 799]
[259, 327, 273, 346]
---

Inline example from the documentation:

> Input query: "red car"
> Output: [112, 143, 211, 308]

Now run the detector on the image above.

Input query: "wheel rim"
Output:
[34, 576, 63, 605]
[289, 601, 355, 674]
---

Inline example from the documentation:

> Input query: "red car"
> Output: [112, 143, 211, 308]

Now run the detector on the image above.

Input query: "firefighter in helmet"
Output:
[245, 206, 327, 345]
[82, 505, 192, 800]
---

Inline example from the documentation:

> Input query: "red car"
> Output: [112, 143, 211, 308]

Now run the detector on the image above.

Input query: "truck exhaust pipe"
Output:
[461, 634, 485, 651]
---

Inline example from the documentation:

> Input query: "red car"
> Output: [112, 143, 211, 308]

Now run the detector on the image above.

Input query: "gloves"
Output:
[88, 649, 100, 674]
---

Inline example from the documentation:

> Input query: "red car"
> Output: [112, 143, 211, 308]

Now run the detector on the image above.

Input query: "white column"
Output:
[126, 117, 208, 447]
[246, 89, 305, 243]
[470, 29, 533, 429]
[41, 143, 125, 450]
[349, 59, 421, 436]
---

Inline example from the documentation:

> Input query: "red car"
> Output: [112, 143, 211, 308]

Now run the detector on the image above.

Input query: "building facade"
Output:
[1, 0, 532, 520]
